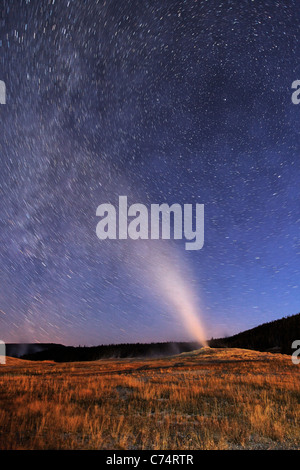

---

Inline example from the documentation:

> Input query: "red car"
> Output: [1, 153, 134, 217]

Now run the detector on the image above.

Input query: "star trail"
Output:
[0, 0, 299, 345]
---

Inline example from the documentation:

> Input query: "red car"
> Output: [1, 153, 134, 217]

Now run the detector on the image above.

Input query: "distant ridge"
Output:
[19, 341, 201, 362]
[6, 312, 300, 362]
[6, 343, 63, 358]
[209, 312, 300, 354]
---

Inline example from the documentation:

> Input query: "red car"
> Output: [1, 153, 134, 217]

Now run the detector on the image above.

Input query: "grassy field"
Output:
[0, 347, 299, 450]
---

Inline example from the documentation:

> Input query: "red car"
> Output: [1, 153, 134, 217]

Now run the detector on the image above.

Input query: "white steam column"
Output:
[148, 247, 207, 347]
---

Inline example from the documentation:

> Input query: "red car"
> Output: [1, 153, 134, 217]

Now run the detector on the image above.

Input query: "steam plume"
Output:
[145, 244, 207, 347]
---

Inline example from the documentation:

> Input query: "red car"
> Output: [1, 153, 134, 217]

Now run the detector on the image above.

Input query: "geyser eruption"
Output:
[146, 246, 208, 347]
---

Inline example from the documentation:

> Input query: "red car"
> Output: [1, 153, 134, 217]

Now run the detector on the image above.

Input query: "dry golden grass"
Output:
[0, 348, 299, 449]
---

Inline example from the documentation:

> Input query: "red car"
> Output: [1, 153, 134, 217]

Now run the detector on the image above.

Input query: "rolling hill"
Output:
[210, 312, 300, 354]
[6, 312, 300, 362]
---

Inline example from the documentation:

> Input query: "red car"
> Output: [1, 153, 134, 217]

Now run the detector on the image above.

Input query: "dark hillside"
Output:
[209, 313, 300, 354]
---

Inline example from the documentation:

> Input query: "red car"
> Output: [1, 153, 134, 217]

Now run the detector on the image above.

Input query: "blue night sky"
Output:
[0, 0, 299, 345]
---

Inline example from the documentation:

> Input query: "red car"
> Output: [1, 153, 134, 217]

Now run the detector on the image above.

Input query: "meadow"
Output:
[0, 348, 299, 450]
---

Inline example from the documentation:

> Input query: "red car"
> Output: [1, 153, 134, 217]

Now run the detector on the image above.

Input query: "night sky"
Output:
[0, 0, 299, 346]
